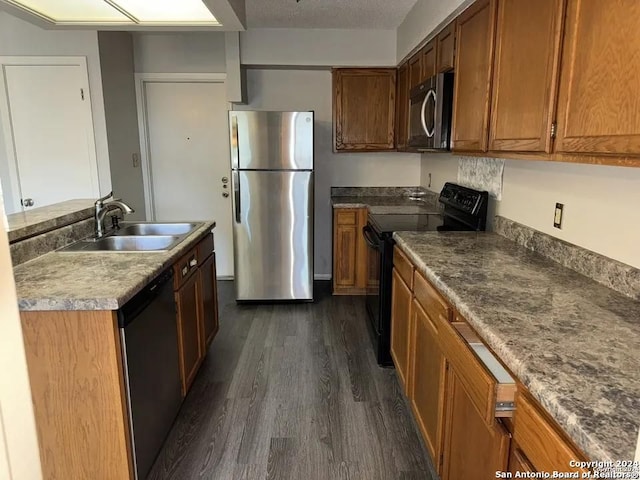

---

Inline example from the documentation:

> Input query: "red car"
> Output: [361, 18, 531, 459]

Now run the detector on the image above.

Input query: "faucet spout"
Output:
[94, 198, 134, 238]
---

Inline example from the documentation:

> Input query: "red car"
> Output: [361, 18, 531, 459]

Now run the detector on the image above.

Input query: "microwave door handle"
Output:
[421, 90, 436, 138]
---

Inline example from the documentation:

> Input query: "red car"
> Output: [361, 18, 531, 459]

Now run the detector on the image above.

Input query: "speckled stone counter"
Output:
[14, 221, 215, 311]
[331, 186, 441, 214]
[7, 199, 95, 243]
[393, 231, 640, 462]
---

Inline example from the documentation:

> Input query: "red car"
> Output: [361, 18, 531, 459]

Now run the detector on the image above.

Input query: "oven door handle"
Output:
[362, 225, 381, 250]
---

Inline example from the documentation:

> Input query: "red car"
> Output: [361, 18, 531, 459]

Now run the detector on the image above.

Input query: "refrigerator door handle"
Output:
[230, 114, 239, 170]
[233, 170, 241, 223]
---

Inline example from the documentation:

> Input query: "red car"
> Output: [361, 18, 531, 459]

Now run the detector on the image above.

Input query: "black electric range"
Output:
[363, 183, 488, 366]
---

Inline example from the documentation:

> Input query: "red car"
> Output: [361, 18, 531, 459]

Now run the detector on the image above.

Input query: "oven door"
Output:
[362, 224, 383, 335]
[408, 78, 436, 149]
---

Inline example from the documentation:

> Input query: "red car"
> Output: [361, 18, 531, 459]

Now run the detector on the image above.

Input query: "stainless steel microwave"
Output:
[408, 72, 454, 150]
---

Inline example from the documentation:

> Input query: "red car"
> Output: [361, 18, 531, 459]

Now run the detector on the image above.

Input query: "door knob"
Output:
[222, 192, 230, 198]
[221, 177, 229, 183]
[22, 198, 34, 207]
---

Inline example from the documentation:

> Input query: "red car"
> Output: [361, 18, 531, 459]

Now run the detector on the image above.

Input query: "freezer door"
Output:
[233, 170, 313, 300]
[229, 111, 313, 170]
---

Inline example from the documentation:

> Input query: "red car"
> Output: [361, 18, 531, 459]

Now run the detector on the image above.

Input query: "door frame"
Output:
[134, 73, 228, 220]
[0, 56, 100, 214]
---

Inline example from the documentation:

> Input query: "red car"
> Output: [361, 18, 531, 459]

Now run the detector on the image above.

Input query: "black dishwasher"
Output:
[118, 268, 182, 480]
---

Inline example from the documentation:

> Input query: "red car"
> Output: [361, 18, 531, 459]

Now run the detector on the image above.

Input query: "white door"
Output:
[0, 60, 99, 213]
[143, 81, 233, 277]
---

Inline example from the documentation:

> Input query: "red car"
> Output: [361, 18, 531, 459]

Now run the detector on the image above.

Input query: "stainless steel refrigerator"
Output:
[229, 111, 314, 301]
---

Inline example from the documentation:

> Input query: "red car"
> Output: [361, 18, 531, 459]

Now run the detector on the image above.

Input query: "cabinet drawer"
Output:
[414, 271, 451, 325]
[174, 247, 199, 290]
[440, 318, 516, 423]
[513, 391, 588, 473]
[393, 246, 414, 289]
[336, 210, 357, 225]
[197, 233, 214, 264]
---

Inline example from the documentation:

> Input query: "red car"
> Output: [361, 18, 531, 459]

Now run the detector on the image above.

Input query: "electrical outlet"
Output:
[554, 203, 564, 229]
[132, 153, 140, 168]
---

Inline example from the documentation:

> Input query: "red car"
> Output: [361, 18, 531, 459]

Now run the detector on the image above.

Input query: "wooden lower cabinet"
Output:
[175, 270, 204, 397]
[333, 207, 368, 295]
[442, 368, 510, 480]
[512, 390, 589, 475]
[509, 444, 537, 474]
[409, 299, 447, 474]
[390, 269, 412, 392]
[199, 252, 219, 348]
[21, 310, 134, 480]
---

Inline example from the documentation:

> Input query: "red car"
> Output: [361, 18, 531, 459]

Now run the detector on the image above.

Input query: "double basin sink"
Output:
[61, 222, 201, 253]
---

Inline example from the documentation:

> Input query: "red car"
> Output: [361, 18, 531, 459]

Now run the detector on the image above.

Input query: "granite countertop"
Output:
[14, 221, 215, 311]
[7, 199, 95, 243]
[393, 231, 640, 462]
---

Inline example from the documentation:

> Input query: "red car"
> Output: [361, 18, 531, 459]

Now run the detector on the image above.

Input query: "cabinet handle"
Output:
[189, 258, 198, 268]
[182, 266, 189, 277]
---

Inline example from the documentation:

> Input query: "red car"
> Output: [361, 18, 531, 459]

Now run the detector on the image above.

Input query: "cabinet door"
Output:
[409, 299, 447, 474]
[452, 0, 498, 152]
[199, 253, 219, 349]
[509, 445, 536, 474]
[422, 40, 437, 80]
[176, 272, 203, 396]
[489, 0, 565, 153]
[333, 69, 396, 151]
[442, 369, 510, 480]
[408, 53, 423, 90]
[396, 63, 410, 151]
[555, 0, 640, 155]
[333, 208, 367, 295]
[437, 21, 456, 73]
[390, 269, 412, 392]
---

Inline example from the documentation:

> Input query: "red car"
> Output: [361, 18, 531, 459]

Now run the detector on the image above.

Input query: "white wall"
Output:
[420, 153, 640, 269]
[98, 32, 146, 221]
[0, 11, 111, 197]
[396, 0, 470, 62]
[133, 32, 226, 73]
[0, 190, 42, 479]
[235, 69, 421, 277]
[240, 28, 397, 67]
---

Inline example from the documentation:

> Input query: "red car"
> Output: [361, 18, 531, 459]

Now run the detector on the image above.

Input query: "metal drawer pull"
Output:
[189, 259, 198, 267]
[182, 266, 189, 277]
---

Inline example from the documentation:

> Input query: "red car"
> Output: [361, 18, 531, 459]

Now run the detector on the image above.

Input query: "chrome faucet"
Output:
[94, 192, 134, 238]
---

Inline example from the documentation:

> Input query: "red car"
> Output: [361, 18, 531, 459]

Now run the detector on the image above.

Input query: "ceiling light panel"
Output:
[108, 0, 219, 24]
[6, 0, 132, 22]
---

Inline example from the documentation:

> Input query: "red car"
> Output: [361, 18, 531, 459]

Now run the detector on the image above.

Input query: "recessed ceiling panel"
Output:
[109, 0, 219, 24]
[7, 0, 132, 22]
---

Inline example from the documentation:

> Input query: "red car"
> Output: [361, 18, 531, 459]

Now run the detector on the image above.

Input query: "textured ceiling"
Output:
[245, 0, 418, 29]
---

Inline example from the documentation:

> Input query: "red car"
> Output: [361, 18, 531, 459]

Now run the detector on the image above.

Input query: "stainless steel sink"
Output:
[60, 235, 181, 252]
[115, 222, 200, 236]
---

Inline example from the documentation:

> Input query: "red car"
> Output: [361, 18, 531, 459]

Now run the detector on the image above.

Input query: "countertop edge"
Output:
[392, 232, 613, 462]
[16, 221, 216, 312]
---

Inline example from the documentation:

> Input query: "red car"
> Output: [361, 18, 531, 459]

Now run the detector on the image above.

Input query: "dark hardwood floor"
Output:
[148, 281, 437, 480]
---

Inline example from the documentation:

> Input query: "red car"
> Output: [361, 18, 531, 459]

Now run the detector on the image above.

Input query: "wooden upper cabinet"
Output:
[422, 40, 437, 80]
[333, 68, 396, 151]
[451, 0, 498, 152]
[555, 0, 640, 156]
[408, 53, 423, 90]
[436, 21, 456, 73]
[396, 63, 410, 151]
[489, 0, 565, 153]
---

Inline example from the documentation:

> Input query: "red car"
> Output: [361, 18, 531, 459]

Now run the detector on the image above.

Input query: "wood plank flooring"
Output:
[148, 281, 437, 480]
